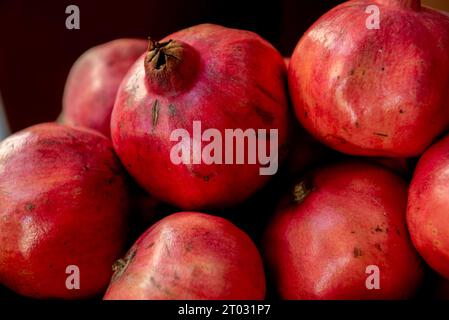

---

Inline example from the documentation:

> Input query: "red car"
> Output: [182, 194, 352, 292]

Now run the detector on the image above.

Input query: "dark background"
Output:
[0, 0, 448, 132]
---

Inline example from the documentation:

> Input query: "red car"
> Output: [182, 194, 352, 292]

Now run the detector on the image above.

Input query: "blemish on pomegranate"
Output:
[185, 241, 193, 253]
[152, 99, 160, 128]
[112, 248, 136, 282]
[375, 243, 382, 251]
[25, 203, 35, 212]
[168, 104, 177, 116]
[293, 178, 313, 204]
[373, 132, 388, 137]
[255, 83, 281, 105]
[146, 242, 155, 249]
[353, 247, 362, 258]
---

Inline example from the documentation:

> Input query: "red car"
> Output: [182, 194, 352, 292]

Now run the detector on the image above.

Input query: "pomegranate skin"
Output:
[103, 212, 266, 300]
[407, 134, 449, 280]
[289, 0, 449, 157]
[63, 39, 147, 137]
[111, 24, 289, 210]
[264, 162, 423, 299]
[0, 123, 129, 299]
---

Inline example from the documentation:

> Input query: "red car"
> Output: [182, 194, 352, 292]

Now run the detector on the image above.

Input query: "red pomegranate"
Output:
[289, 0, 449, 157]
[0, 123, 129, 299]
[103, 212, 266, 300]
[264, 162, 423, 299]
[111, 24, 289, 210]
[63, 39, 147, 137]
[407, 133, 449, 280]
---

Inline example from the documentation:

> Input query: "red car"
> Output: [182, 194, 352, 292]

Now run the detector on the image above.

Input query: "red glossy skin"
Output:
[407, 134, 449, 280]
[0, 123, 129, 299]
[63, 39, 147, 137]
[103, 212, 266, 300]
[289, 0, 449, 157]
[264, 162, 423, 299]
[111, 24, 289, 210]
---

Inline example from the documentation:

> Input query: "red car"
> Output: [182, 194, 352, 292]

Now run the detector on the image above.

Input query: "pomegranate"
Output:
[103, 212, 266, 300]
[111, 23, 289, 210]
[289, 0, 449, 157]
[63, 39, 147, 137]
[0, 123, 129, 299]
[407, 134, 449, 280]
[264, 162, 423, 299]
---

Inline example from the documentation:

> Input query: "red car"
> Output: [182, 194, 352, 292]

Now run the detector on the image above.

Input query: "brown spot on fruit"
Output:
[375, 225, 384, 233]
[185, 241, 193, 252]
[293, 178, 313, 203]
[168, 104, 177, 116]
[146, 242, 155, 249]
[25, 203, 35, 212]
[255, 83, 282, 105]
[373, 132, 389, 137]
[353, 247, 362, 258]
[112, 248, 137, 282]
[152, 99, 159, 128]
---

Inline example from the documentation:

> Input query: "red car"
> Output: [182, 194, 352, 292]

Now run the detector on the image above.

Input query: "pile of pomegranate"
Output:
[1, 0, 449, 300]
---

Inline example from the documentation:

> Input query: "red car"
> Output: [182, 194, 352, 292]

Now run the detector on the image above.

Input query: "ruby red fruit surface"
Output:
[264, 162, 423, 299]
[0, 123, 129, 299]
[407, 133, 449, 281]
[288, 0, 449, 157]
[111, 23, 289, 210]
[103, 212, 266, 300]
[63, 39, 147, 137]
